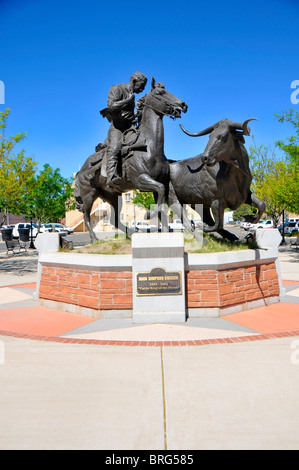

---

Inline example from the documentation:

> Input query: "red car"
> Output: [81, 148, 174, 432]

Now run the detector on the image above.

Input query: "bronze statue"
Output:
[100, 72, 148, 188]
[74, 77, 187, 243]
[166, 118, 265, 241]
[74, 73, 265, 244]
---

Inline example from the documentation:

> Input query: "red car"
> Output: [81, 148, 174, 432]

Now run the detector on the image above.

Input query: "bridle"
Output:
[142, 91, 179, 119]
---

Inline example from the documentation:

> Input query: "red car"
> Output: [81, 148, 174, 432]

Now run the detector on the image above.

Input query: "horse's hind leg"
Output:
[82, 191, 99, 244]
[168, 183, 203, 241]
[153, 192, 168, 232]
[108, 193, 134, 238]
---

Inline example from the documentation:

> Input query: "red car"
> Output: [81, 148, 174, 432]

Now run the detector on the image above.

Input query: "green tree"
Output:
[274, 109, 299, 213]
[131, 190, 155, 210]
[249, 138, 292, 226]
[19, 164, 75, 228]
[0, 109, 37, 224]
[233, 204, 257, 221]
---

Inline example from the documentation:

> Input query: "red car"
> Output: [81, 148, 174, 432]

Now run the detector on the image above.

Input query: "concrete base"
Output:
[188, 296, 280, 318]
[132, 233, 186, 323]
[253, 228, 286, 298]
[39, 298, 132, 319]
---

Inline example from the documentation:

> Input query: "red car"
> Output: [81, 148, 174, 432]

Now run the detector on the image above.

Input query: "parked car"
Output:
[12, 223, 38, 238]
[40, 223, 74, 234]
[133, 221, 157, 232]
[240, 220, 253, 230]
[285, 222, 299, 235]
[278, 221, 289, 232]
[168, 219, 185, 231]
[254, 219, 274, 229]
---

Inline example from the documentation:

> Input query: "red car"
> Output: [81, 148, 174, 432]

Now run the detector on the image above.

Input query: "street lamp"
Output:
[29, 218, 35, 249]
[280, 209, 286, 245]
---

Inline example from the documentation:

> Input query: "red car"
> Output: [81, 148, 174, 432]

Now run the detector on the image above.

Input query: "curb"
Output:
[1, 329, 299, 346]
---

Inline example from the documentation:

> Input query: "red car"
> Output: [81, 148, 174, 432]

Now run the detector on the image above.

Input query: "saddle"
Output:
[99, 127, 147, 179]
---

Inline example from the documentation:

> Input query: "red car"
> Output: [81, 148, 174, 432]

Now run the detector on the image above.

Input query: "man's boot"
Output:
[106, 155, 122, 188]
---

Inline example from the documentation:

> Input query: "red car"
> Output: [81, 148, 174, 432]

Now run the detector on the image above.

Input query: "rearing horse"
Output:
[74, 78, 187, 243]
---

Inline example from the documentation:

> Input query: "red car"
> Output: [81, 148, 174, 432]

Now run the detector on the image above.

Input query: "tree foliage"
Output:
[0, 109, 37, 224]
[131, 190, 155, 210]
[275, 109, 299, 167]
[0, 109, 75, 226]
[249, 109, 299, 224]
[232, 204, 257, 221]
[19, 164, 75, 227]
[274, 109, 299, 213]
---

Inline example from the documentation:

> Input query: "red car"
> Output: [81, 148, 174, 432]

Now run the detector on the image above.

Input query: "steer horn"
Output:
[242, 117, 258, 135]
[231, 118, 258, 136]
[180, 123, 216, 137]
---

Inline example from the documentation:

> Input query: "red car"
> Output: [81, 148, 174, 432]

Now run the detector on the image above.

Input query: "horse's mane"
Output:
[136, 82, 166, 124]
[136, 96, 146, 124]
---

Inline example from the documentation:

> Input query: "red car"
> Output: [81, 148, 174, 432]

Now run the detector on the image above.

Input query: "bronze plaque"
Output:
[136, 267, 182, 296]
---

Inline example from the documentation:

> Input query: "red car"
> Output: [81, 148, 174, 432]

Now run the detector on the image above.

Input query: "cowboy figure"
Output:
[100, 72, 147, 188]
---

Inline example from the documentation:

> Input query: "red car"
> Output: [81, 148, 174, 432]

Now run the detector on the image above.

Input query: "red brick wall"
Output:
[39, 266, 132, 311]
[186, 269, 219, 308]
[98, 272, 132, 310]
[186, 262, 280, 309]
[39, 262, 280, 313]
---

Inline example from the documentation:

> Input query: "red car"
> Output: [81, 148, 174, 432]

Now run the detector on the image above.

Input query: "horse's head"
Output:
[138, 77, 188, 119]
[180, 118, 258, 166]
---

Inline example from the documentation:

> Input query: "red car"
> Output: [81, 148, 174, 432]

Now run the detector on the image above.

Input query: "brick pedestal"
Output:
[37, 247, 281, 319]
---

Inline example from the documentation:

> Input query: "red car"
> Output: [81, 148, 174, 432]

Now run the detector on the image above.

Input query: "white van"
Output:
[12, 223, 38, 238]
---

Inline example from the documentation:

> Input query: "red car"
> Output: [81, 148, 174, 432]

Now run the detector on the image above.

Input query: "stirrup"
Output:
[107, 175, 122, 188]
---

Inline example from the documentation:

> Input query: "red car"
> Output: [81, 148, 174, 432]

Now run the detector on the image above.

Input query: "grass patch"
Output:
[73, 235, 132, 255]
[184, 233, 258, 253]
[70, 232, 258, 255]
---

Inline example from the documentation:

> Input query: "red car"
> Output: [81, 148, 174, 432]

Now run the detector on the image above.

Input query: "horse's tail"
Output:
[73, 147, 105, 213]
[74, 171, 84, 213]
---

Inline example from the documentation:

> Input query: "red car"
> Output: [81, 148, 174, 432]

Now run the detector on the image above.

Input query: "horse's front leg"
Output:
[137, 174, 168, 230]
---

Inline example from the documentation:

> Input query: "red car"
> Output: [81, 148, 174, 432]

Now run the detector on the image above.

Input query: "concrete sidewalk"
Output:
[1, 333, 299, 450]
[0, 247, 298, 450]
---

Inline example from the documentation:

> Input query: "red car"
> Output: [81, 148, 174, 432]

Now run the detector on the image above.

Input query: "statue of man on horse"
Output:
[100, 72, 148, 188]
[74, 74, 188, 242]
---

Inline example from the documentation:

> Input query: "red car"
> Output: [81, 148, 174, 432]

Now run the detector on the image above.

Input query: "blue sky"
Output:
[0, 0, 298, 178]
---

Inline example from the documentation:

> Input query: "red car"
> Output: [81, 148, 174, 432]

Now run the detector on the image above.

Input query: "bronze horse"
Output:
[74, 78, 187, 243]
[167, 118, 265, 241]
